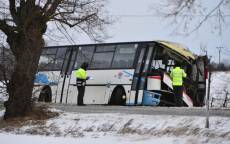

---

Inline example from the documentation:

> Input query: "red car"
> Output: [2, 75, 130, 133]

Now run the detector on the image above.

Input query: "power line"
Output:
[223, 50, 230, 56]
[109, 14, 230, 18]
[224, 48, 230, 53]
[220, 48, 230, 56]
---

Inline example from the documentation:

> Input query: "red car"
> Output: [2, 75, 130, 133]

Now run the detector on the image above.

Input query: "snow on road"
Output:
[0, 109, 230, 144]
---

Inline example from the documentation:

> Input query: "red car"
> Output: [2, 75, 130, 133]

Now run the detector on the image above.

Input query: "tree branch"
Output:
[42, 0, 52, 13]
[0, 19, 16, 36]
[166, 0, 196, 17]
[53, 13, 97, 27]
[26, 0, 36, 8]
[9, 0, 17, 24]
[44, 0, 62, 20]
[189, 0, 225, 34]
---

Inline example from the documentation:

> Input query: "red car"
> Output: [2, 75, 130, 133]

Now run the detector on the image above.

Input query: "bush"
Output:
[210, 62, 230, 71]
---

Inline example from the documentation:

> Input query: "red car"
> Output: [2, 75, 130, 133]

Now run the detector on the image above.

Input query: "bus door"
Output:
[130, 44, 154, 105]
[55, 47, 77, 103]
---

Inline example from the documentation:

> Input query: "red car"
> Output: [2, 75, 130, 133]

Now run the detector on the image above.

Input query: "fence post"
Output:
[210, 98, 213, 107]
[223, 90, 229, 107]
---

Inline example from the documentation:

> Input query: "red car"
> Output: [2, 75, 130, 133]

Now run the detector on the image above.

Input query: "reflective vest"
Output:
[170, 67, 187, 86]
[75, 68, 87, 80]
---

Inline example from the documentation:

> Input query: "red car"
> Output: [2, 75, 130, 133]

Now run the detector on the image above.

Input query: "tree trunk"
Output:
[4, 27, 44, 119]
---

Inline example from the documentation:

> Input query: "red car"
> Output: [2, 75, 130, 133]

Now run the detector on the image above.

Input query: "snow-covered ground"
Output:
[0, 109, 230, 144]
[0, 133, 185, 144]
[210, 71, 230, 107]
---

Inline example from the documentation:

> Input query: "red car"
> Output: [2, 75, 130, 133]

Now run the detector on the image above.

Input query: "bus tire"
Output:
[38, 86, 52, 102]
[109, 86, 126, 105]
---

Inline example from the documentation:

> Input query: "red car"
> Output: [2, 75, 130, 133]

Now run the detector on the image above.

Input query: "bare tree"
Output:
[0, 0, 110, 119]
[152, 0, 230, 35]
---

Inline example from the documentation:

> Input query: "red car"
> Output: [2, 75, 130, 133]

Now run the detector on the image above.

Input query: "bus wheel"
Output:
[109, 87, 126, 105]
[38, 86, 52, 102]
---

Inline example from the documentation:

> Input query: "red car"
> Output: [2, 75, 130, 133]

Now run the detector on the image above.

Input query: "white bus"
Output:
[34, 41, 208, 107]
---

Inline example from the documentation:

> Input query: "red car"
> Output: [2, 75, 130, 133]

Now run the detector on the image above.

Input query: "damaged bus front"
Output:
[136, 41, 208, 107]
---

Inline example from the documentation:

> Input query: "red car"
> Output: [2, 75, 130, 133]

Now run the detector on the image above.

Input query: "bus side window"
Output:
[75, 46, 95, 69]
[54, 47, 68, 70]
[90, 45, 115, 69]
[111, 44, 137, 68]
[91, 52, 114, 69]
[38, 48, 58, 71]
[38, 55, 55, 71]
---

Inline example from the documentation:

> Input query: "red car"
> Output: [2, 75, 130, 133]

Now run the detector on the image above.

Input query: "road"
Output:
[0, 102, 230, 117]
[46, 103, 230, 117]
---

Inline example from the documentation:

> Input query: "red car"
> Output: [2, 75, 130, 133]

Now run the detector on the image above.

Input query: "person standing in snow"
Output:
[170, 63, 187, 107]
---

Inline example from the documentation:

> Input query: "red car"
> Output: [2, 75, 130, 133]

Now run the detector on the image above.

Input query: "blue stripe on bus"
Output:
[122, 70, 133, 77]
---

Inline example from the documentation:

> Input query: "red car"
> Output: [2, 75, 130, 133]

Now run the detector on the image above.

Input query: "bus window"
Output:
[151, 60, 166, 70]
[39, 47, 57, 71]
[90, 45, 115, 69]
[41, 48, 57, 55]
[38, 54, 56, 71]
[95, 45, 115, 52]
[38, 47, 68, 71]
[111, 44, 137, 68]
[91, 52, 114, 69]
[75, 46, 95, 69]
[53, 47, 68, 70]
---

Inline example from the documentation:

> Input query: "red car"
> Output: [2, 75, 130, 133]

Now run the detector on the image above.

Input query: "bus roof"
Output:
[45, 40, 196, 60]
[156, 40, 196, 60]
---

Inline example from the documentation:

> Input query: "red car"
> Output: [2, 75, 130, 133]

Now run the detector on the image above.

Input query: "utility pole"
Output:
[216, 47, 223, 64]
[205, 57, 211, 129]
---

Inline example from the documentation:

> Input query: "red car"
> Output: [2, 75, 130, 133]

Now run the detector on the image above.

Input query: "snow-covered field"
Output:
[210, 71, 230, 107]
[0, 109, 230, 144]
[0, 133, 184, 144]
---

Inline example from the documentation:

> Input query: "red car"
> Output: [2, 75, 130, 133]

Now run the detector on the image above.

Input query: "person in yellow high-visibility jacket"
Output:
[75, 62, 89, 106]
[170, 63, 187, 107]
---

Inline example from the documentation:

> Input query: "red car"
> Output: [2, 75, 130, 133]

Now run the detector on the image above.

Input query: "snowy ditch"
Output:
[0, 109, 230, 143]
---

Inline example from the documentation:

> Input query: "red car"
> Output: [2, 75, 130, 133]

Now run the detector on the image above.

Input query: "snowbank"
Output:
[0, 109, 229, 144]
[0, 133, 203, 144]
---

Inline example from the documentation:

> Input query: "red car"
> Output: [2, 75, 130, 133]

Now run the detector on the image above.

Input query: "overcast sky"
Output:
[46, 0, 230, 63]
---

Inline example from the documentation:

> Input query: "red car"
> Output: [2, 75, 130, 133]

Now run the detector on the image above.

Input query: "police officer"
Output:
[170, 63, 187, 107]
[75, 62, 89, 106]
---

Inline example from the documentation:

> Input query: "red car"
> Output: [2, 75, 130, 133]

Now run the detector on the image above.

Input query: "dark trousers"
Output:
[173, 86, 183, 107]
[77, 86, 85, 105]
